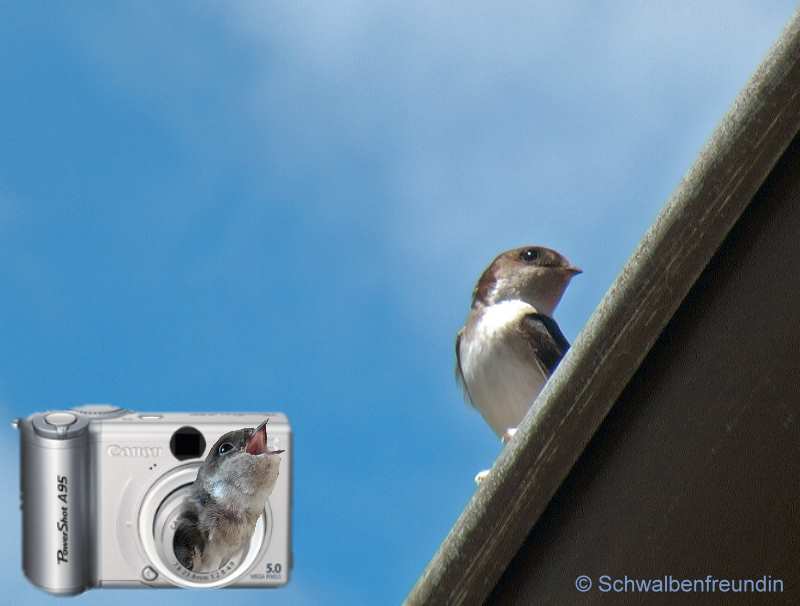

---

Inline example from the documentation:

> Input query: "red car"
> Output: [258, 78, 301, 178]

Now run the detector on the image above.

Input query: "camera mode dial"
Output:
[70, 403, 129, 419]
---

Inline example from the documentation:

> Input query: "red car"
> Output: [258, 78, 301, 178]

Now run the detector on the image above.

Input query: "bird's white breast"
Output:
[460, 300, 548, 437]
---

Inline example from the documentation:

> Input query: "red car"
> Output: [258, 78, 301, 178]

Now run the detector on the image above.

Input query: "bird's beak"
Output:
[564, 265, 582, 275]
[246, 419, 285, 455]
[246, 421, 268, 455]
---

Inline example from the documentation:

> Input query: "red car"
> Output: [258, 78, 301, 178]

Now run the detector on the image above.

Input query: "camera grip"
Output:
[20, 413, 91, 595]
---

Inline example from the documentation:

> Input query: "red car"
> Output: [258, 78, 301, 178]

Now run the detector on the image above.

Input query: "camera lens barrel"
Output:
[19, 413, 92, 595]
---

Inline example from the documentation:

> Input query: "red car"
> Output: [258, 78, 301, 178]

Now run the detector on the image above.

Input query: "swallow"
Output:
[173, 420, 284, 572]
[456, 246, 581, 444]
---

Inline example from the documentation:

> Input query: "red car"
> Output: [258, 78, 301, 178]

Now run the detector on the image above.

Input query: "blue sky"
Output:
[1, 2, 796, 604]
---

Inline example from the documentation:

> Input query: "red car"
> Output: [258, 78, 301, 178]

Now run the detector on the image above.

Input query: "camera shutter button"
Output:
[44, 412, 78, 427]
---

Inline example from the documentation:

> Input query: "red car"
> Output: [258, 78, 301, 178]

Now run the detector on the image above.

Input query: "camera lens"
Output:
[138, 465, 271, 589]
[170, 426, 206, 460]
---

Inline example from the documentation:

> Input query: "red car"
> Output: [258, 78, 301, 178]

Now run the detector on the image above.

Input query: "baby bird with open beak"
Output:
[173, 420, 284, 572]
[456, 246, 581, 480]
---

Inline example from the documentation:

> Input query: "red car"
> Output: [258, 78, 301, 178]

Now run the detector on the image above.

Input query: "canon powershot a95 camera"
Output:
[16, 404, 292, 595]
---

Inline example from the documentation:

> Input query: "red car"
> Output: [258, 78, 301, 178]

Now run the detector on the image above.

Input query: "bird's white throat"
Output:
[473, 300, 538, 338]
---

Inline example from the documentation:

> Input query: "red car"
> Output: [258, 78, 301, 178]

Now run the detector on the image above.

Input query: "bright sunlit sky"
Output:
[2, 3, 797, 605]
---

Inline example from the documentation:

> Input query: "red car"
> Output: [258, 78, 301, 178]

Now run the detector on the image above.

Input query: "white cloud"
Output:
[216, 1, 794, 315]
[61, 1, 797, 334]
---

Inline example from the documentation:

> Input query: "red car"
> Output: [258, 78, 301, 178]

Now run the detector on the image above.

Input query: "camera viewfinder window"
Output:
[170, 427, 206, 461]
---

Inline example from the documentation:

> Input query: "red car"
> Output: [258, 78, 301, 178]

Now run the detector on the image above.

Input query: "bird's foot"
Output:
[474, 469, 491, 485]
[501, 427, 518, 444]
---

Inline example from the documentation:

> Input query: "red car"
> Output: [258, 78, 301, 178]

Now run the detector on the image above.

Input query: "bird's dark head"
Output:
[193, 421, 284, 517]
[472, 245, 581, 315]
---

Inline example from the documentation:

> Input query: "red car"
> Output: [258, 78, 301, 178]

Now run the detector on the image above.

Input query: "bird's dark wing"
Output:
[519, 313, 570, 377]
[173, 508, 204, 571]
[455, 329, 475, 407]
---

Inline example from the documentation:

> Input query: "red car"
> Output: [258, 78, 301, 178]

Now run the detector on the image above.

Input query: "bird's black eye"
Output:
[218, 442, 235, 456]
[520, 248, 540, 263]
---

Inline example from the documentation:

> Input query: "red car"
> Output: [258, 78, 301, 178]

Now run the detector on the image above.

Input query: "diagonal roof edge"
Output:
[406, 9, 800, 606]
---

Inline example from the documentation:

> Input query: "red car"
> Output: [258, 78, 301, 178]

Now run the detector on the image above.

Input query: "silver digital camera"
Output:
[16, 404, 292, 595]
